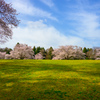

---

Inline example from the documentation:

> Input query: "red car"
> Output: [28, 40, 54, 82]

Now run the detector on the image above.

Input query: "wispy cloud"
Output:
[40, 0, 54, 7]
[70, 12, 100, 38]
[66, 0, 100, 39]
[1, 20, 86, 49]
[5, 0, 57, 21]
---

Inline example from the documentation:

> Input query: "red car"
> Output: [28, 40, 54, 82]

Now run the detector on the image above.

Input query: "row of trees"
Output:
[0, 47, 12, 54]
[33, 46, 53, 59]
[0, 43, 54, 59]
[0, 43, 100, 60]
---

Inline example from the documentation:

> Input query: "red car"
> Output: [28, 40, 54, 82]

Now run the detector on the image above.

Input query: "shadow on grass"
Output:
[0, 60, 100, 99]
[0, 75, 100, 100]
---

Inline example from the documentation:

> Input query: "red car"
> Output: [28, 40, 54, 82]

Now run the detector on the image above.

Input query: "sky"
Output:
[1, 0, 100, 49]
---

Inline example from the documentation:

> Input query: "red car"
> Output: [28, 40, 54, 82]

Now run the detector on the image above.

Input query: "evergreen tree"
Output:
[36, 46, 41, 54]
[0, 47, 12, 54]
[83, 47, 87, 53]
[40, 47, 46, 59]
[46, 47, 54, 59]
[33, 46, 36, 55]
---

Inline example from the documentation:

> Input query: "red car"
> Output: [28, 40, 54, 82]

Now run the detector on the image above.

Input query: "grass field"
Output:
[0, 60, 100, 100]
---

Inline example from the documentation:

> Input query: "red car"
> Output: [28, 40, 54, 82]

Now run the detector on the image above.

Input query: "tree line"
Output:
[0, 43, 100, 60]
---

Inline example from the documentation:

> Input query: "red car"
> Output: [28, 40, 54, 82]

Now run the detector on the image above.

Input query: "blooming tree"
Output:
[0, 0, 19, 43]
[52, 45, 85, 60]
[5, 54, 12, 59]
[0, 52, 6, 59]
[94, 48, 100, 60]
[35, 53, 43, 59]
[10, 43, 34, 59]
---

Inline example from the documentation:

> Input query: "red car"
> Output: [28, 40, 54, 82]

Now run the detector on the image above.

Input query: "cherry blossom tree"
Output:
[0, 52, 6, 59]
[5, 54, 12, 59]
[35, 53, 43, 59]
[0, 0, 19, 43]
[10, 43, 34, 59]
[52, 45, 85, 60]
[94, 48, 100, 60]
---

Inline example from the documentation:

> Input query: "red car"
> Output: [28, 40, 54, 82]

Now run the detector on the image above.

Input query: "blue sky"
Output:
[1, 0, 100, 49]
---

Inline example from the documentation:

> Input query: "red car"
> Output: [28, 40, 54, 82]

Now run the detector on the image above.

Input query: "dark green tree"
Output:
[45, 47, 54, 59]
[33, 46, 36, 55]
[83, 47, 87, 53]
[0, 47, 12, 54]
[36, 46, 41, 54]
[40, 47, 46, 59]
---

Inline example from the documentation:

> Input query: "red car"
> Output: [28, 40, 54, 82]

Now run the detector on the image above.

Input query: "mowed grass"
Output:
[0, 60, 100, 100]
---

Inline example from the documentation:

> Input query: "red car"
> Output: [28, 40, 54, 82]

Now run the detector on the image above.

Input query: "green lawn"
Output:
[0, 60, 100, 100]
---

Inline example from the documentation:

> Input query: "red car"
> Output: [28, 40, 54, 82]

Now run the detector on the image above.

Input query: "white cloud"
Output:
[1, 20, 86, 49]
[66, 0, 100, 39]
[64, 0, 100, 47]
[70, 12, 100, 39]
[5, 0, 57, 21]
[40, 0, 54, 7]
